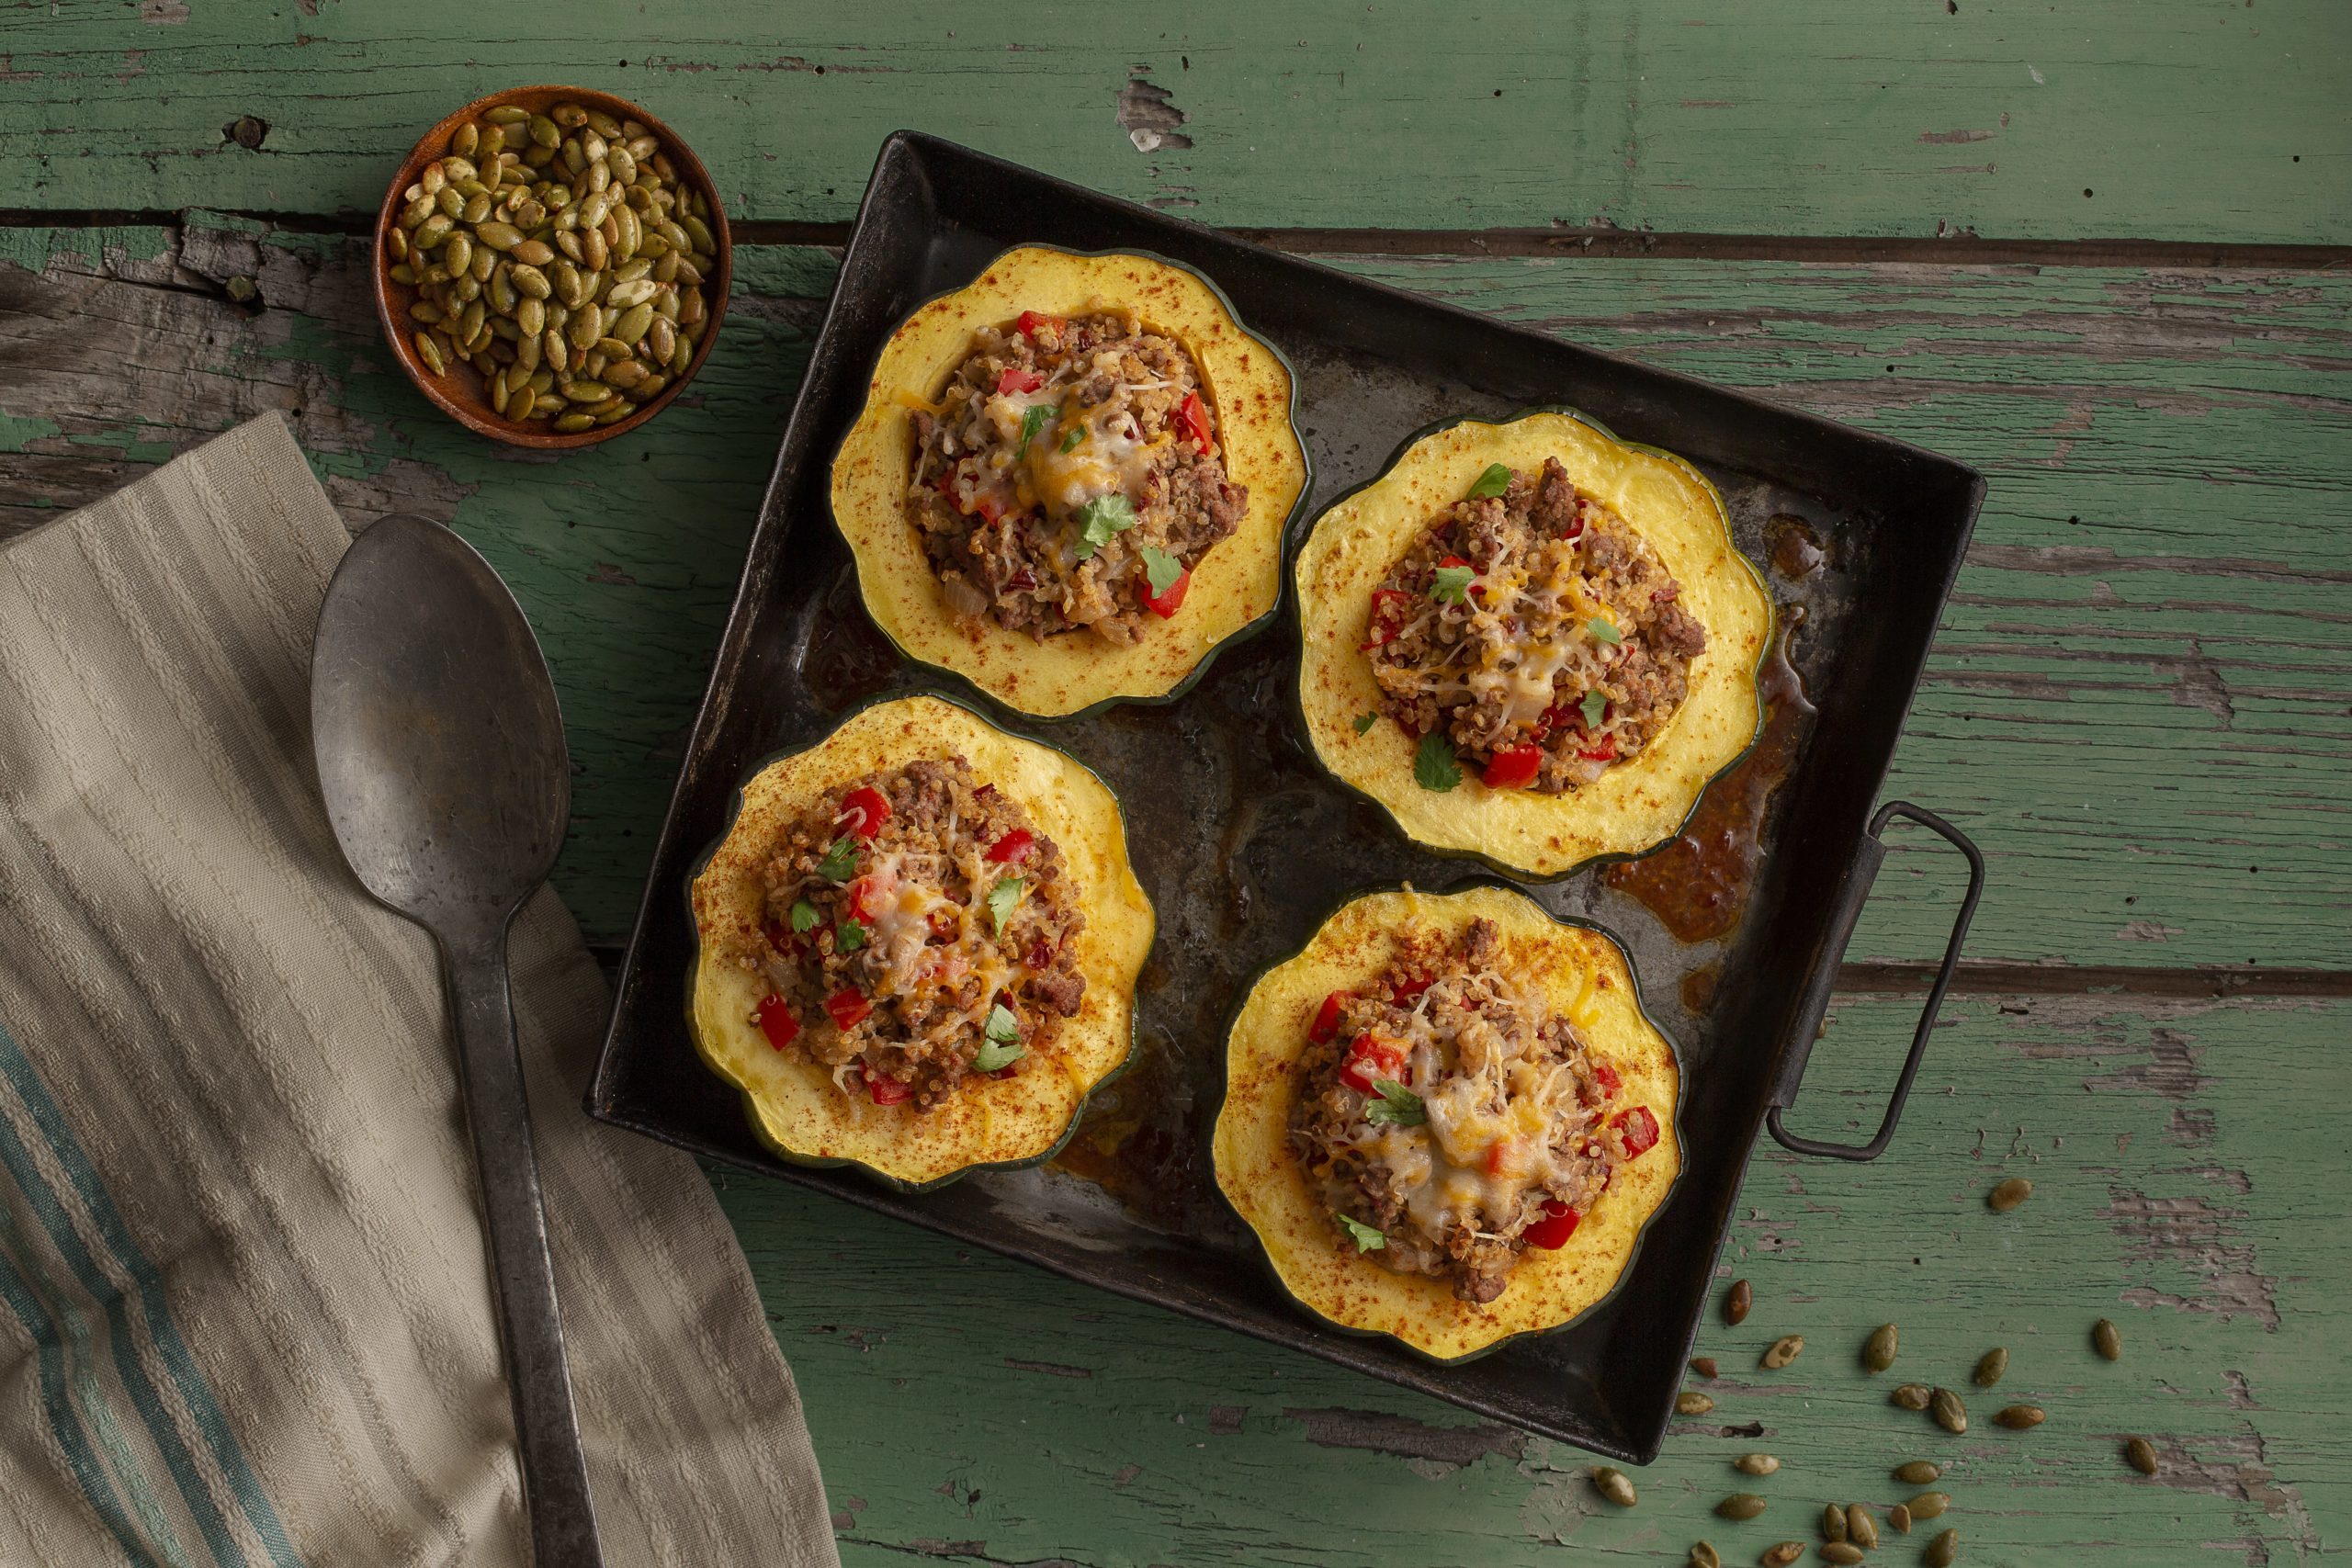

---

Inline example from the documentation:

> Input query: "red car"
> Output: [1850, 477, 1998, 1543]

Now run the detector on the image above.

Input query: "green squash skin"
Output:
[1206, 874, 1689, 1367]
[680, 687, 1151, 1195]
[829, 242, 1316, 724]
[1287, 405, 1774, 884]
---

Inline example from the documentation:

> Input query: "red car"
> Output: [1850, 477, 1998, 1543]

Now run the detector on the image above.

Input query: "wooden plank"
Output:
[1, 1, 2346, 243]
[717, 990, 2348, 1565]
[0, 226, 2346, 970]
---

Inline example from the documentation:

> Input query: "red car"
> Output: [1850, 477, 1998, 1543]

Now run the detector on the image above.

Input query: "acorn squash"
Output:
[1212, 883, 1681, 1361]
[830, 244, 1310, 718]
[1295, 409, 1770, 878]
[686, 693, 1155, 1190]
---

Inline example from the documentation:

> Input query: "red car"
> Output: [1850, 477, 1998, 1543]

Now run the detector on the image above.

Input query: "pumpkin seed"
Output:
[1761, 1335, 1804, 1371]
[1734, 1453, 1780, 1477]
[414, 214, 454, 250]
[1688, 1545, 1721, 1568]
[1818, 1546, 1863, 1567]
[1973, 1348, 2007, 1386]
[1762, 1547, 1805, 1568]
[1894, 1461, 1942, 1485]
[1907, 1491, 1951, 1520]
[511, 240, 556, 267]
[1862, 1323, 1898, 1372]
[407, 300, 443, 325]
[1678, 1391, 1716, 1416]
[484, 105, 529, 125]
[1889, 1504, 1913, 1535]
[1846, 1504, 1877, 1550]
[1691, 1356, 1720, 1380]
[2094, 1318, 2123, 1361]
[1820, 1502, 1846, 1541]
[553, 411, 595, 433]
[1987, 1177, 2033, 1212]
[1716, 1494, 1769, 1521]
[1995, 1404, 2045, 1429]
[1925, 1527, 1960, 1567]
[502, 381, 535, 423]
[1931, 1387, 1968, 1434]
[1593, 1467, 1636, 1507]
[1892, 1383, 1933, 1411]
[2126, 1438, 2158, 1475]
[412, 331, 446, 376]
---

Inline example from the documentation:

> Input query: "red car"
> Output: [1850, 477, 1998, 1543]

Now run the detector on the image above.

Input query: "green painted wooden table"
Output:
[4, 5, 2346, 1562]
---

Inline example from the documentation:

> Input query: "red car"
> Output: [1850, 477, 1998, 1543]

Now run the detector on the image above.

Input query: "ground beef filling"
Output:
[1287, 919, 1659, 1303]
[731, 757, 1086, 1110]
[908, 309, 1249, 644]
[1363, 457, 1709, 793]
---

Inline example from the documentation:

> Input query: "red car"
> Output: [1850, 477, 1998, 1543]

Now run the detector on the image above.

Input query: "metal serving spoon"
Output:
[311, 513, 605, 1565]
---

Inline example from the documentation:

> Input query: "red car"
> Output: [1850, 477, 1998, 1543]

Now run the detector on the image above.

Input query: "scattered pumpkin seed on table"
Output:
[1931, 1386, 1969, 1434]
[1688, 1543, 1721, 1568]
[1690, 1356, 1720, 1379]
[1892, 1382, 1933, 1411]
[2094, 1317, 2124, 1360]
[1986, 1176, 2033, 1211]
[1735, 1452, 1781, 1476]
[1908, 1490, 1951, 1520]
[1762, 1334, 1804, 1370]
[1995, 1403, 2046, 1428]
[1926, 1526, 1961, 1566]
[1846, 1503, 1877, 1549]
[2126, 1437, 2160, 1474]
[1819, 1545, 1864, 1566]
[1761, 1546, 1805, 1568]
[1973, 1347, 2007, 1386]
[1716, 1493, 1770, 1520]
[1861, 1322, 1898, 1371]
[1889, 1503, 1914, 1534]
[1819, 1502, 1846, 1542]
[1592, 1466, 1637, 1507]
[1726, 1279, 1752, 1325]
[1678, 1391, 1717, 1416]
[1894, 1460, 1941, 1485]
[387, 97, 717, 429]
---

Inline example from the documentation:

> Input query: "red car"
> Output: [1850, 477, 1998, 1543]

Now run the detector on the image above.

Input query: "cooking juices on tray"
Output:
[1213, 885, 1681, 1360]
[1295, 410, 1772, 878]
[687, 694, 1154, 1190]
[830, 245, 1310, 717]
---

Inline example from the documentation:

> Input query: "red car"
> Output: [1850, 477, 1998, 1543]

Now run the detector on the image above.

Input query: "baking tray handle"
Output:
[1765, 801, 1985, 1162]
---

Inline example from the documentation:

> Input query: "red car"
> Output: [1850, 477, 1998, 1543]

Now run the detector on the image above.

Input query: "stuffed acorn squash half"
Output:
[831, 244, 1310, 717]
[1295, 410, 1770, 878]
[1213, 884, 1680, 1361]
[688, 694, 1155, 1190]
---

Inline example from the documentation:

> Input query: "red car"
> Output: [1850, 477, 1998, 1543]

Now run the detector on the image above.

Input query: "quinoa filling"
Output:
[908, 309, 1249, 644]
[1363, 457, 1708, 793]
[1287, 918, 1660, 1303]
[730, 758, 1086, 1110]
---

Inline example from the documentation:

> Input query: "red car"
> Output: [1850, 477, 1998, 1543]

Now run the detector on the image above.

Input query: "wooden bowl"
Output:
[371, 85, 732, 450]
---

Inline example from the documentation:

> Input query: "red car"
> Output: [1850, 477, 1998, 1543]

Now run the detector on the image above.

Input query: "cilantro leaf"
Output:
[1413, 732, 1462, 793]
[975, 1004, 1025, 1071]
[1059, 423, 1085, 454]
[1430, 563, 1476, 605]
[1352, 711, 1379, 736]
[1579, 689, 1608, 730]
[1071, 492, 1138, 560]
[1137, 545, 1183, 598]
[1363, 1078, 1428, 1127]
[814, 834, 858, 881]
[1587, 615, 1623, 647]
[1464, 462, 1513, 500]
[1017, 402, 1055, 457]
[1337, 1213, 1386, 1253]
[789, 898, 821, 934]
[833, 917, 868, 953]
[987, 874, 1024, 935]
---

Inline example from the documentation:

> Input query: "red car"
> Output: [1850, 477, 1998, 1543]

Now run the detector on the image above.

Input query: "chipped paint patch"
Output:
[1117, 75, 1193, 153]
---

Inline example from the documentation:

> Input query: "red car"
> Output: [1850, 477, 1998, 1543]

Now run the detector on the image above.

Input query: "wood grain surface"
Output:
[1, 8, 2344, 1559]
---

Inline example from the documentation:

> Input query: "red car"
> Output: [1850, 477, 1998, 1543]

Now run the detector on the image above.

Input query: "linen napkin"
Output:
[0, 414, 837, 1568]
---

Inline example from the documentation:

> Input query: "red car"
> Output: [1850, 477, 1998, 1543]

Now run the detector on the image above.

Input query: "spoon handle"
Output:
[445, 928, 606, 1565]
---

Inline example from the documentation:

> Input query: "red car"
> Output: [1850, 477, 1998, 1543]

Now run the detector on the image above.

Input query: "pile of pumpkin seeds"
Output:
[384, 99, 718, 433]
[1648, 1188, 2169, 1567]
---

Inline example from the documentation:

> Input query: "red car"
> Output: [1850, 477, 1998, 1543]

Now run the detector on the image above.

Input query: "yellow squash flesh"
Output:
[688, 694, 1155, 1190]
[830, 244, 1309, 717]
[1212, 884, 1682, 1361]
[1295, 410, 1770, 877]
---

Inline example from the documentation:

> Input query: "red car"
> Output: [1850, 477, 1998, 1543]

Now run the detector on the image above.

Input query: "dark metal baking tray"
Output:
[586, 131, 1987, 1462]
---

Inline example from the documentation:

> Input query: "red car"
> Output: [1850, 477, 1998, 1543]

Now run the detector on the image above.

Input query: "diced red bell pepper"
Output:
[1481, 743, 1544, 790]
[843, 874, 888, 924]
[1613, 1104, 1660, 1158]
[1141, 567, 1191, 619]
[1590, 1061, 1623, 1100]
[1005, 567, 1037, 592]
[841, 785, 891, 840]
[1358, 588, 1415, 650]
[1523, 1200, 1581, 1250]
[995, 366, 1044, 395]
[1174, 392, 1213, 454]
[755, 994, 800, 1051]
[1308, 989, 1350, 1044]
[1578, 735, 1620, 763]
[825, 988, 873, 1031]
[985, 829, 1035, 863]
[1340, 1033, 1408, 1094]
[1024, 935, 1057, 971]
[1014, 310, 1056, 338]
[862, 1068, 911, 1106]
[1484, 1139, 1511, 1176]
